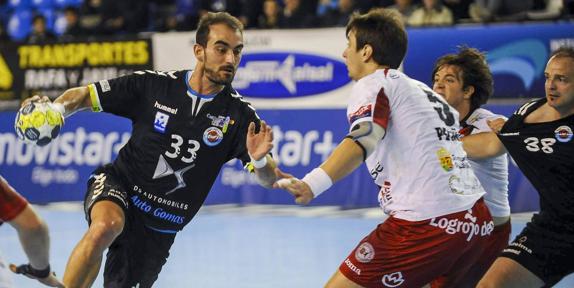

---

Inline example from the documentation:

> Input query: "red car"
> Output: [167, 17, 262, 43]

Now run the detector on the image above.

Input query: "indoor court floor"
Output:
[2, 204, 573, 288]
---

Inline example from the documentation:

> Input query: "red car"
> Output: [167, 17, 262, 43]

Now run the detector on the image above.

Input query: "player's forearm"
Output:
[320, 138, 364, 182]
[11, 207, 50, 270]
[462, 132, 506, 159]
[254, 155, 277, 188]
[53, 86, 92, 117]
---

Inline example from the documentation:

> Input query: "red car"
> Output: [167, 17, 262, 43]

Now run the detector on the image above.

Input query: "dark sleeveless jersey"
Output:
[498, 98, 574, 230]
[88, 70, 259, 231]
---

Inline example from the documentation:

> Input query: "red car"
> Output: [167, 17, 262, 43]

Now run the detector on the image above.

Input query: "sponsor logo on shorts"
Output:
[554, 125, 573, 142]
[344, 258, 361, 275]
[429, 210, 494, 242]
[382, 271, 404, 287]
[506, 236, 532, 255]
[355, 242, 375, 263]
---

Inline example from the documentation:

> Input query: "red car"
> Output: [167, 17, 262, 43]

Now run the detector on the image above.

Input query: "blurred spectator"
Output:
[199, 0, 242, 18]
[240, 0, 264, 29]
[258, 0, 283, 29]
[387, 0, 416, 23]
[60, 6, 84, 38]
[123, 0, 150, 33]
[168, 0, 200, 31]
[0, 22, 9, 44]
[408, 0, 454, 26]
[527, 0, 563, 20]
[443, 0, 473, 21]
[278, 0, 314, 28]
[317, 0, 337, 16]
[320, 0, 357, 27]
[26, 14, 56, 43]
[470, 0, 534, 22]
[299, 0, 320, 15]
[567, 0, 574, 18]
[79, 0, 105, 34]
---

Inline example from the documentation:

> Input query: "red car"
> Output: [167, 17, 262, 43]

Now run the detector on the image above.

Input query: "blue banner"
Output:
[404, 22, 574, 99]
[0, 106, 540, 212]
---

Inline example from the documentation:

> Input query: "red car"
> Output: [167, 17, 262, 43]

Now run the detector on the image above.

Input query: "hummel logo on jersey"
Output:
[154, 112, 169, 133]
[154, 101, 178, 115]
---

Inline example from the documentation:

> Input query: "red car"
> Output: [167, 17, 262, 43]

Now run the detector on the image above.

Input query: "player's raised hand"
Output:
[246, 121, 274, 161]
[10, 263, 65, 288]
[273, 168, 314, 205]
[487, 118, 506, 134]
[21, 95, 51, 107]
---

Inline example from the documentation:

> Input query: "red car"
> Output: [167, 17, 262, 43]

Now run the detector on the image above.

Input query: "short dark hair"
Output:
[196, 12, 244, 47]
[345, 9, 407, 69]
[550, 46, 574, 62]
[432, 47, 493, 110]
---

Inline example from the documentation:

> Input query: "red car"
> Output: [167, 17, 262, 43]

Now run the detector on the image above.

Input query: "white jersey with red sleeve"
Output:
[462, 108, 511, 218]
[347, 69, 485, 221]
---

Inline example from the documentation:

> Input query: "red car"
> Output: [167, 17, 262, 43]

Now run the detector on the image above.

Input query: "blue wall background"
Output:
[0, 104, 539, 212]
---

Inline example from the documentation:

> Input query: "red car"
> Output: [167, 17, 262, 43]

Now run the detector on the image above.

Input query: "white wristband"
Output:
[250, 154, 268, 169]
[302, 168, 333, 198]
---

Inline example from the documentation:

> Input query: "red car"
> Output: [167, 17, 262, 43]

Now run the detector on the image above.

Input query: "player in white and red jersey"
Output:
[275, 9, 493, 288]
[431, 47, 511, 287]
[0, 175, 63, 287]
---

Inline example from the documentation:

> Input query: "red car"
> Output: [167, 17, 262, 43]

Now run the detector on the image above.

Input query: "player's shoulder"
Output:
[228, 87, 257, 113]
[513, 98, 544, 116]
[468, 108, 503, 123]
[465, 108, 505, 132]
[131, 70, 186, 82]
[353, 69, 402, 95]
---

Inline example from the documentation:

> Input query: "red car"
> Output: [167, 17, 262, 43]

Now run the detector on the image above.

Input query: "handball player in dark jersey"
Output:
[464, 46, 574, 287]
[22, 12, 279, 288]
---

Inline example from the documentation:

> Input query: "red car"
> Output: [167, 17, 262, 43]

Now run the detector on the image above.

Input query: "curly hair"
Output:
[432, 47, 494, 111]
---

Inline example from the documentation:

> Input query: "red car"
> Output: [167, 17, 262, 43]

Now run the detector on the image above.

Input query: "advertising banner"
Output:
[0, 105, 540, 212]
[0, 37, 154, 103]
[153, 28, 353, 109]
[404, 22, 574, 99]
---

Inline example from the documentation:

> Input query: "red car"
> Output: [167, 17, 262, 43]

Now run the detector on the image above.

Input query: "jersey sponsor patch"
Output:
[207, 114, 232, 132]
[349, 104, 372, 123]
[436, 147, 454, 172]
[554, 125, 573, 143]
[203, 127, 223, 146]
[99, 80, 111, 92]
[154, 112, 169, 133]
[355, 242, 375, 263]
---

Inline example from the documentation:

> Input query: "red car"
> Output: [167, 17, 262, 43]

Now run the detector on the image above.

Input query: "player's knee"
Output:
[87, 217, 124, 247]
[476, 278, 496, 288]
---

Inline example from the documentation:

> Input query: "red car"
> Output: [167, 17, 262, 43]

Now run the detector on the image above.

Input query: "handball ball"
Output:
[14, 102, 64, 146]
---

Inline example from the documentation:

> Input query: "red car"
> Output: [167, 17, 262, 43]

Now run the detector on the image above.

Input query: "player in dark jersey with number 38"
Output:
[22, 12, 279, 288]
[464, 46, 574, 287]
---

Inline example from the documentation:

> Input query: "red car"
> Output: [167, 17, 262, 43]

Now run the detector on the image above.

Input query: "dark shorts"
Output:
[339, 199, 493, 288]
[84, 165, 176, 288]
[0, 175, 28, 223]
[500, 220, 574, 287]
